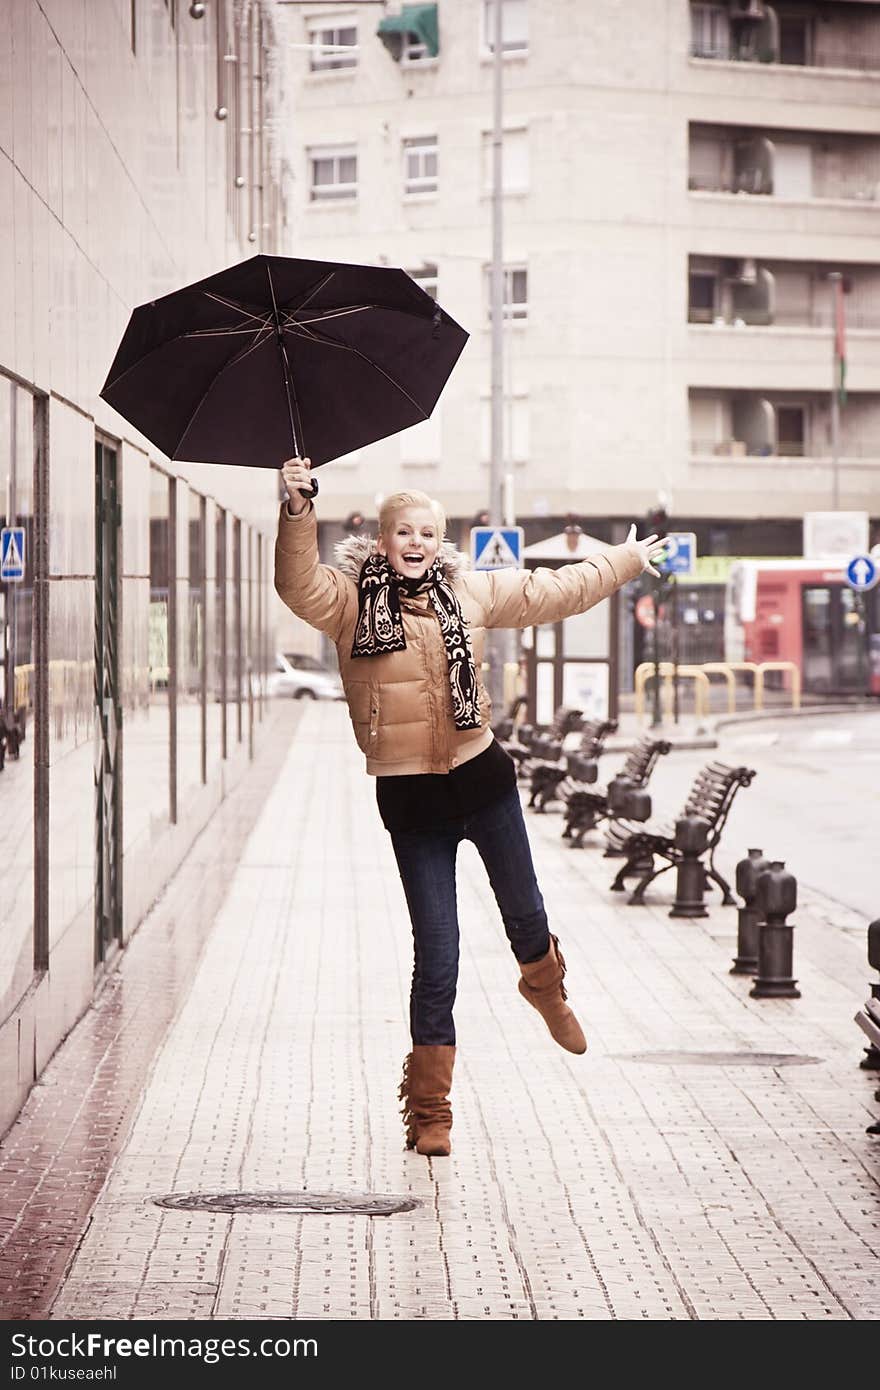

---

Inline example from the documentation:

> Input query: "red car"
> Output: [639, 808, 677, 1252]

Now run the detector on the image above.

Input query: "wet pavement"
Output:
[0, 703, 878, 1321]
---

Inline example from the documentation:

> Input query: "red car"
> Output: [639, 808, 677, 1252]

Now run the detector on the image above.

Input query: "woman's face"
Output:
[378, 506, 441, 580]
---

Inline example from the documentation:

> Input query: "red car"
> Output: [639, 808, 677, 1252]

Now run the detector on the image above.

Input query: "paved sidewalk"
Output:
[2, 704, 879, 1320]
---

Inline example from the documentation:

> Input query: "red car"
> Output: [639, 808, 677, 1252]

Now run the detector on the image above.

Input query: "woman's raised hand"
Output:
[281, 457, 313, 514]
[626, 523, 668, 578]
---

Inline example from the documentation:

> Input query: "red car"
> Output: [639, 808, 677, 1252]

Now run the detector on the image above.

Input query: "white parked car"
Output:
[268, 651, 345, 701]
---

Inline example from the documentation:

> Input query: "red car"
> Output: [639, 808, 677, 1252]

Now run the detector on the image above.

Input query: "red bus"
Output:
[725, 558, 880, 696]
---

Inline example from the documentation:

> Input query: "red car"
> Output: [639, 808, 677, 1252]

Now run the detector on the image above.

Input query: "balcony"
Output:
[689, 1, 880, 74]
[686, 256, 880, 384]
[688, 388, 880, 465]
[689, 124, 880, 202]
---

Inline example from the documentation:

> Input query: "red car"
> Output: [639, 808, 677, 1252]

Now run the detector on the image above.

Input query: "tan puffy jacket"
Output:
[274, 503, 644, 776]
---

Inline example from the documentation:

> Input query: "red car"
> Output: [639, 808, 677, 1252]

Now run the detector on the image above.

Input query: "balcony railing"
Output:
[690, 41, 880, 72]
[688, 309, 880, 329]
[691, 437, 880, 458]
[688, 171, 878, 201]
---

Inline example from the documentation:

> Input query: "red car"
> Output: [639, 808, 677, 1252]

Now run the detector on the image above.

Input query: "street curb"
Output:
[711, 701, 879, 733]
[604, 735, 718, 754]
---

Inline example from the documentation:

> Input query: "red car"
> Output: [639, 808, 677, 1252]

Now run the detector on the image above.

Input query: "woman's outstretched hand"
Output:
[281, 457, 313, 514]
[627, 523, 668, 578]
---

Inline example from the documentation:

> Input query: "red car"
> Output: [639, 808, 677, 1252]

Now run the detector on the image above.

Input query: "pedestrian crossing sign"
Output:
[0, 527, 25, 582]
[471, 526, 524, 570]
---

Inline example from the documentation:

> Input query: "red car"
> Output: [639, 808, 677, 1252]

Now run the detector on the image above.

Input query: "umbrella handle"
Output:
[298, 477, 319, 500]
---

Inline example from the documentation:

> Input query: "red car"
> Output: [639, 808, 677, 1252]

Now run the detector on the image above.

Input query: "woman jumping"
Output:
[275, 457, 666, 1158]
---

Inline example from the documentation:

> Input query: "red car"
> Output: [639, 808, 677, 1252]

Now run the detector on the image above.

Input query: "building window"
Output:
[776, 404, 807, 457]
[482, 126, 529, 193]
[408, 263, 438, 299]
[688, 270, 718, 323]
[401, 30, 430, 64]
[486, 265, 529, 321]
[403, 137, 438, 194]
[482, 0, 528, 54]
[690, 4, 729, 60]
[779, 15, 812, 67]
[308, 19, 358, 71]
[308, 145, 357, 201]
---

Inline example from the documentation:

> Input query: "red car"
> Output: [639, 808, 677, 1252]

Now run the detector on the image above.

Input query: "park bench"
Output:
[528, 718, 619, 811]
[561, 733, 672, 846]
[502, 705, 583, 781]
[0, 705, 26, 772]
[606, 760, 756, 907]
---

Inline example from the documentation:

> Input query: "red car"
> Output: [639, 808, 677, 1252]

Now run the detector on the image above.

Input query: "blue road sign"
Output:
[471, 526, 523, 570]
[0, 527, 25, 582]
[655, 531, 696, 577]
[845, 554, 878, 592]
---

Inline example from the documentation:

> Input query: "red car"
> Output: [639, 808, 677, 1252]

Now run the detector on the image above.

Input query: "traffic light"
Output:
[344, 510, 367, 535]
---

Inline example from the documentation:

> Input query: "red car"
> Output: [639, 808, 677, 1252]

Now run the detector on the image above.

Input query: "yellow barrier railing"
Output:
[634, 663, 710, 719]
[754, 661, 801, 712]
[635, 660, 801, 720]
[700, 661, 760, 714]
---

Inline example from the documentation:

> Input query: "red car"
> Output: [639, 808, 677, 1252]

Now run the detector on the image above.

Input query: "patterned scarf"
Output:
[351, 552, 480, 730]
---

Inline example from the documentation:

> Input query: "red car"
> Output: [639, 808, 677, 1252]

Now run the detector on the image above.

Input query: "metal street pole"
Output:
[486, 0, 505, 710]
[671, 575, 679, 725]
[651, 583, 661, 728]
[829, 270, 842, 510]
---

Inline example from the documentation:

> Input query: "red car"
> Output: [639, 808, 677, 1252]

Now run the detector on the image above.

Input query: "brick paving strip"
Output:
[3, 704, 879, 1320]
[0, 704, 302, 1320]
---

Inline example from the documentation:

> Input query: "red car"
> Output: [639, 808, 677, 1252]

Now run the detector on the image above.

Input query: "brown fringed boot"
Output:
[398, 1044, 455, 1157]
[518, 935, 587, 1055]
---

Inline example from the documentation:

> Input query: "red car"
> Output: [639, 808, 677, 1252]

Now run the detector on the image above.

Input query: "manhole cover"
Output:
[616, 1051, 821, 1067]
[153, 1190, 420, 1216]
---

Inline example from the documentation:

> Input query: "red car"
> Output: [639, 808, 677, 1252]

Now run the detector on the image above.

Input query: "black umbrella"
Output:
[100, 254, 468, 496]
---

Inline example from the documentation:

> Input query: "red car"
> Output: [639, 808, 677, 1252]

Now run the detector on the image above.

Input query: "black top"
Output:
[376, 738, 517, 834]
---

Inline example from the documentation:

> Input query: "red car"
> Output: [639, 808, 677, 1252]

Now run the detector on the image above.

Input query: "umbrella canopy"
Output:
[100, 254, 468, 471]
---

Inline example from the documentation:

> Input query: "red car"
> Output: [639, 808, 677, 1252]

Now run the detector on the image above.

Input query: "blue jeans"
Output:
[389, 786, 550, 1046]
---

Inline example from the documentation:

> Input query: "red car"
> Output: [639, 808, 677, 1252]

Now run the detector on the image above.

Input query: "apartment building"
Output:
[281, 0, 880, 560]
[0, 0, 291, 1133]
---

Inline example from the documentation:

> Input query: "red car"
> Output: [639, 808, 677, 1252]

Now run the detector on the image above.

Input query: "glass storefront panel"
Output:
[204, 499, 222, 763]
[178, 483, 202, 807]
[145, 468, 172, 824]
[230, 517, 242, 745]
[0, 378, 36, 1016]
[121, 454, 160, 862]
[47, 400, 94, 952]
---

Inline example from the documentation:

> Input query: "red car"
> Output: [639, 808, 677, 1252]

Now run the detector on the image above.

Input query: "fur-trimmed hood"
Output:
[333, 532, 470, 585]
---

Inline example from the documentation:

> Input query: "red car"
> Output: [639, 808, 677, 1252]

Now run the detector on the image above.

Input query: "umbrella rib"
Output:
[103, 317, 272, 392]
[282, 305, 374, 328]
[286, 270, 337, 317]
[183, 326, 271, 338]
[172, 325, 275, 457]
[282, 321, 430, 420]
[202, 291, 274, 329]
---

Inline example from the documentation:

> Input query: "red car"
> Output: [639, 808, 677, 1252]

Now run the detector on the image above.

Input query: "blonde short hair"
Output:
[378, 490, 446, 540]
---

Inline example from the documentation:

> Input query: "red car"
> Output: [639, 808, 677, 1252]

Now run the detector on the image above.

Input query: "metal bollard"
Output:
[669, 814, 710, 919]
[730, 848, 769, 975]
[860, 918, 880, 1071]
[750, 861, 800, 999]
